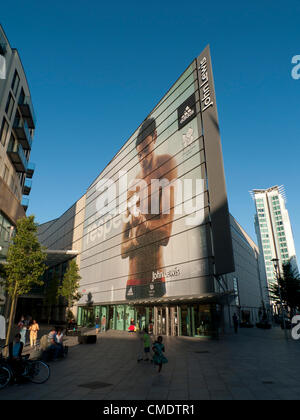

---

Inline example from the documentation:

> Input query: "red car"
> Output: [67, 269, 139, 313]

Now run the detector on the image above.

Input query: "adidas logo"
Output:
[0, 55, 6, 80]
[127, 287, 133, 296]
[180, 106, 194, 124]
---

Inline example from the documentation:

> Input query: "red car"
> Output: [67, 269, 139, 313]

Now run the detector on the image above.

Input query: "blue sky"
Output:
[1, 0, 300, 257]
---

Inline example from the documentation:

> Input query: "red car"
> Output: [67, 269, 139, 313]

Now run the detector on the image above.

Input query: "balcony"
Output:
[26, 162, 35, 178]
[18, 96, 36, 129]
[7, 141, 28, 173]
[23, 179, 32, 195]
[0, 42, 7, 56]
[13, 119, 32, 150]
[21, 197, 29, 212]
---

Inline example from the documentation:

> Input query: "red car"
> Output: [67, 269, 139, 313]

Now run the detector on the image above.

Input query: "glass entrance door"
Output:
[116, 305, 125, 330]
[80, 307, 94, 327]
[180, 305, 191, 336]
[157, 307, 166, 335]
[124, 305, 135, 331]
[170, 306, 178, 336]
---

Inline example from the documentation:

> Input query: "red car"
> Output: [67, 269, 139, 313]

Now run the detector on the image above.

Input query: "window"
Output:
[0, 118, 9, 146]
[13, 183, 19, 196]
[11, 71, 20, 97]
[233, 278, 239, 306]
[18, 88, 25, 106]
[10, 175, 14, 191]
[3, 164, 9, 184]
[0, 212, 14, 258]
[5, 93, 15, 120]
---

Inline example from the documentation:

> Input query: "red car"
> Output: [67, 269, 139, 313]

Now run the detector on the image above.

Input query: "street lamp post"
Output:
[271, 258, 288, 340]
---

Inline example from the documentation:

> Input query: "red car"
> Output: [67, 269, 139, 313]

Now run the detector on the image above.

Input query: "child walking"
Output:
[143, 328, 151, 361]
[152, 336, 168, 373]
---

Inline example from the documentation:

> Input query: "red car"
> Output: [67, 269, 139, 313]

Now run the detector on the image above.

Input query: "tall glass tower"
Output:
[251, 186, 298, 287]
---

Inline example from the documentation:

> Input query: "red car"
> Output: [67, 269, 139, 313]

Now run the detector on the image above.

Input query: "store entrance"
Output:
[170, 306, 178, 336]
[80, 307, 95, 327]
[157, 307, 167, 335]
[180, 305, 190, 336]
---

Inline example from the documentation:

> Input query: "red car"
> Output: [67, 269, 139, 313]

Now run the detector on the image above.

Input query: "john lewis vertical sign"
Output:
[196, 46, 235, 275]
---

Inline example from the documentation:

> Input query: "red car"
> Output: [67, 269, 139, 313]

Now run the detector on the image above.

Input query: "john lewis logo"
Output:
[198, 56, 214, 112]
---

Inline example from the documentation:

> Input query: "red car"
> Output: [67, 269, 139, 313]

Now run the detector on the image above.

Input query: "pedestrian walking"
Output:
[29, 320, 39, 348]
[18, 316, 27, 346]
[101, 315, 106, 332]
[152, 336, 168, 373]
[142, 327, 151, 361]
[233, 313, 239, 334]
[95, 316, 100, 334]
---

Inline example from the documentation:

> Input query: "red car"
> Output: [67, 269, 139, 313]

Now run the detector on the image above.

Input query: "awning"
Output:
[79, 290, 236, 308]
[45, 250, 78, 267]
[128, 290, 235, 306]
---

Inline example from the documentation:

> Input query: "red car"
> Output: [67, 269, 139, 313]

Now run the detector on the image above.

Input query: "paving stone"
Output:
[1, 327, 300, 400]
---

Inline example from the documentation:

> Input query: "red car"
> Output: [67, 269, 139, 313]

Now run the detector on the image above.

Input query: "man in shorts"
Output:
[121, 117, 177, 300]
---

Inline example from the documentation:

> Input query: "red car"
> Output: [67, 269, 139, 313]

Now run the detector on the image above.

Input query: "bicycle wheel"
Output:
[0, 365, 12, 389]
[26, 360, 50, 384]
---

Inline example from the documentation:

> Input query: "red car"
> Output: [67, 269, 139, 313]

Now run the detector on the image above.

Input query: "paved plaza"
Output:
[1, 326, 300, 400]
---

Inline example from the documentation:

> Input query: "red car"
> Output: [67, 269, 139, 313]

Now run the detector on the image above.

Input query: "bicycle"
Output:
[0, 344, 50, 389]
[0, 346, 11, 389]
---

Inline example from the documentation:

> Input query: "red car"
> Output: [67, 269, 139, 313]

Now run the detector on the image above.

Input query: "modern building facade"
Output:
[251, 186, 299, 289]
[37, 46, 267, 336]
[0, 25, 36, 314]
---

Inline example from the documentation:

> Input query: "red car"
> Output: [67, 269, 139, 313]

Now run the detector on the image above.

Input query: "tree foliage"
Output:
[4, 215, 46, 345]
[268, 262, 300, 314]
[58, 259, 81, 319]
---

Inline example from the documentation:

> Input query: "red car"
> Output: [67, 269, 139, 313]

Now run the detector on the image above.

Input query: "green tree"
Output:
[58, 259, 81, 321]
[268, 262, 300, 316]
[4, 215, 46, 346]
[44, 273, 60, 325]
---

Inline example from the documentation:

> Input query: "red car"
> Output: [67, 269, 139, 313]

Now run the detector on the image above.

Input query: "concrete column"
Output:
[166, 306, 169, 336]
[153, 306, 158, 336]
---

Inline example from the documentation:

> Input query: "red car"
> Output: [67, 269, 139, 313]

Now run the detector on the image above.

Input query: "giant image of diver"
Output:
[121, 117, 177, 300]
